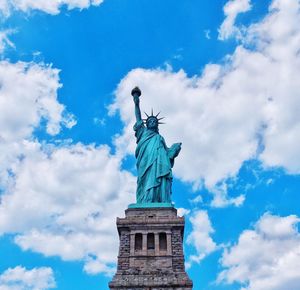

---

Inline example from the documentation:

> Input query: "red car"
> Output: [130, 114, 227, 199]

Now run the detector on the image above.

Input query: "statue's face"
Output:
[146, 117, 158, 130]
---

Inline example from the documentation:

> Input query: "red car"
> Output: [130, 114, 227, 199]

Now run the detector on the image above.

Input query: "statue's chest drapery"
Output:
[134, 122, 171, 179]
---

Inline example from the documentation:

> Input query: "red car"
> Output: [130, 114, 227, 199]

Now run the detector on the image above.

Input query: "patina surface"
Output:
[131, 87, 182, 205]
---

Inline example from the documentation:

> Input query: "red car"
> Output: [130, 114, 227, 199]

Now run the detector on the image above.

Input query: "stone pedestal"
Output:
[109, 207, 193, 290]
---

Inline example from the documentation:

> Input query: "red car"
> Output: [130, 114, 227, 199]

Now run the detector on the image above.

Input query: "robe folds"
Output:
[134, 120, 173, 203]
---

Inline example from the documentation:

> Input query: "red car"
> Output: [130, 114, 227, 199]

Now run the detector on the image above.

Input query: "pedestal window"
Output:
[147, 233, 155, 250]
[159, 232, 167, 251]
[134, 233, 143, 251]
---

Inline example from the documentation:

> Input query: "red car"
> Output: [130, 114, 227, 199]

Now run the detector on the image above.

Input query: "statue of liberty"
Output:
[131, 87, 182, 206]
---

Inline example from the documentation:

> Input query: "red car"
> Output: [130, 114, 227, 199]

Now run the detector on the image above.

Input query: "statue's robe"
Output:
[134, 120, 173, 203]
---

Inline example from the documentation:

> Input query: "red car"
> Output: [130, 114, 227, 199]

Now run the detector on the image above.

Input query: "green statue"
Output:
[131, 87, 182, 206]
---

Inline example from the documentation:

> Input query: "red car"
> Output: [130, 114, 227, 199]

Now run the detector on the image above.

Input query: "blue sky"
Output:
[0, 0, 300, 289]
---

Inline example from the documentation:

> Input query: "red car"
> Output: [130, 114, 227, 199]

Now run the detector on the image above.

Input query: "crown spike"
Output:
[158, 117, 165, 121]
[156, 112, 161, 117]
[144, 111, 149, 118]
[151, 108, 154, 116]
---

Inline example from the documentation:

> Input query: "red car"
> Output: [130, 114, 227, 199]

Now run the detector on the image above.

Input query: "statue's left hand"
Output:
[168, 142, 182, 159]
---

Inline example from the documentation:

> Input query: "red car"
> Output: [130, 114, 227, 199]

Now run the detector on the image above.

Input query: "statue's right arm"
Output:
[134, 96, 142, 122]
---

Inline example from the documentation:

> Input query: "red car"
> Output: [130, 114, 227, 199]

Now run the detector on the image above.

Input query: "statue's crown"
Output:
[143, 109, 165, 125]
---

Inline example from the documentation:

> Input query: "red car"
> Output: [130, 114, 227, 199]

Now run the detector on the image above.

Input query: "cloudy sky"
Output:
[0, 0, 300, 289]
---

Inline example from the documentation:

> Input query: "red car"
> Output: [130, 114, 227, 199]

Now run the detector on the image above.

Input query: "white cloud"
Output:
[0, 59, 135, 275]
[93, 117, 106, 126]
[110, 0, 300, 206]
[0, 60, 75, 189]
[177, 207, 190, 217]
[0, 0, 103, 16]
[0, 142, 135, 275]
[219, 0, 252, 40]
[186, 210, 217, 268]
[247, 0, 300, 173]
[0, 0, 10, 16]
[0, 61, 75, 140]
[204, 29, 211, 40]
[189, 195, 203, 205]
[0, 266, 55, 290]
[218, 213, 300, 290]
[0, 30, 15, 54]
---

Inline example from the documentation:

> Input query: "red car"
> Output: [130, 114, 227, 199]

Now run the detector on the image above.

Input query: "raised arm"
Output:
[131, 87, 142, 122]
